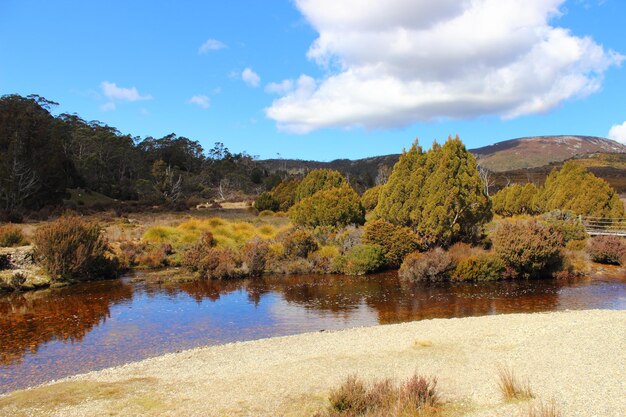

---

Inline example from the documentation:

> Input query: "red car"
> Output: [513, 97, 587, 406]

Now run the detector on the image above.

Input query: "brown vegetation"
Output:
[497, 365, 535, 401]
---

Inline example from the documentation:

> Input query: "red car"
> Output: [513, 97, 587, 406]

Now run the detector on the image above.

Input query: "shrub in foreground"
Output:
[0, 224, 25, 247]
[338, 244, 384, 275]
[315, 373, 439, 417]
[491, 220, 563, 278]
[182, 231, 216, 271]
[278, 228, 319, 259]
[289, 185, 365, 228]
[399, 248, 454, 282]
[452, 253, 505, 281]
[541, 210, 587, 242]
[33, 216, 118, 281]
[586, 235, 626, 265]
[362, 220, 421, 268]
[240, 237, 270, 276]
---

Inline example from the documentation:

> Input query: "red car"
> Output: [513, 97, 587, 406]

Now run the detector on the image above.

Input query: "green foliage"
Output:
[375, 136, 492, 247]
[0, 224, 25, 247]
[491, 183, 539, 216]
[398, 248, 454, 282]
[295, 169, 347, 202]
[587, 236, 626, 265]
[491, 220, 564, 278]
[278, 228, 319, 259]
[452, 253, 505, 281]
[308, 245, 341, 274]
[362, 220, 421, 268]
[254, 192, 280, 212]
[33, 216, 118, 281]
[289, 184, 365, 228]
[542, 210, 588, 242]
[337, 244, 384, 275]
[271, 178, 301, 211]
[360, 185, 382, 211]
[536, 161, 625, 218]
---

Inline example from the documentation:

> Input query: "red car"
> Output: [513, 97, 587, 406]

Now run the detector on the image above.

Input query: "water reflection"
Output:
[0, 272, 624, 393]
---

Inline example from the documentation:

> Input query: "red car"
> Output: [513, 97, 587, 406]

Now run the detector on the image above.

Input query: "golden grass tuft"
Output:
[497, 365, 534, 401]
[413, 339, 433, 348]
[526, 400, 561, 417]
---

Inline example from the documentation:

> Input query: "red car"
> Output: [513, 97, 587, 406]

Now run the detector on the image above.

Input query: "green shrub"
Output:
[277, 228, 319, 259]
[339, 244, 384, 275]
[33, 216, 118, 281]
[362, 220, 421, 268]
[258, 210, 275, 217]
[309, 245, 341, 274]
[541, 210, 587, 242]
[491, 220, 564, 278]
[492, 183, 539, 216]
[271, 178, 301, 211]
[289, 184, 365, 228]
[398, 248, 454, 282]
[0, 224, 25, 247]
[240, 237, 270, 276]
[360, 185, 382, 212]
[295, 169, 347, 202]
[452, 253, 505, 281]
[254, 192, 280, 212]
[587, 235, 626, 265]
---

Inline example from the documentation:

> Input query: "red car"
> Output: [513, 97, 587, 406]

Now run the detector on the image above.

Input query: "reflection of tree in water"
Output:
[0, 281, 133, 365]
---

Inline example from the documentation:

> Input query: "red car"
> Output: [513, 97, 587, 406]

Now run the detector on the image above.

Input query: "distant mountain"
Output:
[471, 136, 626, 172]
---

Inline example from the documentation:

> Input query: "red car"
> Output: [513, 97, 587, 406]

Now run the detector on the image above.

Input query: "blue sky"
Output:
[1, 0, 625, 161]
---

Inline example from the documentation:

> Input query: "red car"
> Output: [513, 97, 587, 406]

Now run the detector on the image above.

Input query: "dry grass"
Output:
[497, 365, 534, 401]
[315, 373, 440, 417]
[526, 400, 561, 417]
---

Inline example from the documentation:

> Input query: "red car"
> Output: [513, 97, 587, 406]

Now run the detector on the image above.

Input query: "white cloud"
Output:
[188, 94, 211, 109]
[266, 0, 624, 133]
[101, 81, 152, 102]
[265, 79, 294, 94]
[242, 68, 261, 87]
[608, 121, 626, 145]
[100, 102, 116, 112]
[198, 38, 226, 54]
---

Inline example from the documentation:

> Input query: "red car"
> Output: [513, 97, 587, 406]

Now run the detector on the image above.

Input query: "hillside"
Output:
[471, 135, 626, 172]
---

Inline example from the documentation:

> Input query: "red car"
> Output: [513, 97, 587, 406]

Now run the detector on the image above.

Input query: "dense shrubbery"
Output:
[491, 220, 563, 278]
[337, 244, 384, 275]
[536, 161, 624, 218]
[452, 253, 505, 281]
[240, 237, 270, 276]
[0, 224, 25, 247]
[541, 210, 588, 242]
[289, 184, 365, 228]
[33, 216, 118, 281]
[491, 183, 539, 216]
[399, 248, 454, 282]
[295, 169, 347, 202]
[360, 185, 382, 212]
[375, 136, 491, 247]
[309, 245, 341, 274]
[587, 236, 626, 265]
[271, 178, 301, 211]
[254, 192, 279, 212]
[362, 220, 421, 268]
[278, 228, 319, 259]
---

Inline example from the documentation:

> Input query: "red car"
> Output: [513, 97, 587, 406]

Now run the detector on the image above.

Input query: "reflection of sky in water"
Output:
[0, 274, 624, 393]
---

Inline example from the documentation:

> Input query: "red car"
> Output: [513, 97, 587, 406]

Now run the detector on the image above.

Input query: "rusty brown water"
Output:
[1, 272, 624, 393]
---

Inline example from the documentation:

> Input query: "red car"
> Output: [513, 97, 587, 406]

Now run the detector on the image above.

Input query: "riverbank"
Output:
[0, 309, 624, 416]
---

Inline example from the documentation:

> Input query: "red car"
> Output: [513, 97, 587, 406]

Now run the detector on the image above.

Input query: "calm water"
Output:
[1, 272, 625, 393]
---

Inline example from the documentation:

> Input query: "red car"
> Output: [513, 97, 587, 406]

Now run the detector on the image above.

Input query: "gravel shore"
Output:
[1, 309, 624, 416]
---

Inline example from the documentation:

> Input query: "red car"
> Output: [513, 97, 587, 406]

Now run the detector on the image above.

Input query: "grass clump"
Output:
[33, 216, 118, 282]
[0, 224, 26, 247]
[497, 365, 534, 401]
[526, 401, 561, 417]
[316, 373, 440, 417]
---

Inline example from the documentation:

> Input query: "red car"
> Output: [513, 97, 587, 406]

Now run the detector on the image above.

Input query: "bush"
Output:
[258, 210, 275, 217]
[492, 183, 539, 216]
[289, 185, 365, 228]
[542, 210, 587, 242]
[451, 253, 505, 281]
[309, 245, 341, 274]
[338, 244, 384, 275]
[136, 246, 169, 269]
[278, 228, 319, 259]
[491, 220, 564, 278]
[295, 169, 347, 202]
[0, 224, 26, 247]
[182, 231, 216, 271]
[399, 248, 454, 282]
[254, 192, 280, 212]
[116, 240, 147, 270]
[195, 247, 242, 279]
[587, 235, 626, 265]
[362, 220, 421, 268]
[271, 178, 301, 211]
[360, 185, 382, 211]
[316, 373, 439, 417]
[240, 237, 270, 276]
[33, 216, 118, 281]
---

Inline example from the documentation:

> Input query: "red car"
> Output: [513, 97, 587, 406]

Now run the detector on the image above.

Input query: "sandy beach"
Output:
[0, 309, 624, 417]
